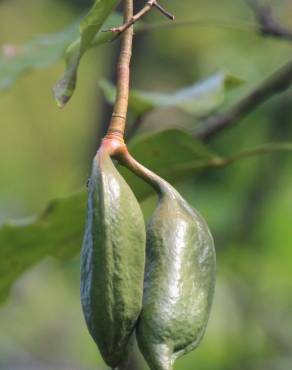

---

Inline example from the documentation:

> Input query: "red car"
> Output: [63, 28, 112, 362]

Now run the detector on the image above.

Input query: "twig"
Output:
[153, 2, 175, 21]
[103, 0, 174, 34]
[245, 0, 292, 41]
[195, 59, 292, 141]
[106, 0, 134, 138]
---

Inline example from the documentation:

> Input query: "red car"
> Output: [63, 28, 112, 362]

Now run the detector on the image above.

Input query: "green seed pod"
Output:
[137, 178, 216, 370]
[80, 148, 146, 369]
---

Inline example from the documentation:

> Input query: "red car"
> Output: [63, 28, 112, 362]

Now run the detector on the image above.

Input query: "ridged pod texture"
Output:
[137, 182, 216, 370]
[80, 149, 146, 369]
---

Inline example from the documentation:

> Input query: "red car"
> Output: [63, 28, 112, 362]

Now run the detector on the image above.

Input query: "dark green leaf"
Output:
[0, 192, 86, 303]
[53, 0, 120, 108]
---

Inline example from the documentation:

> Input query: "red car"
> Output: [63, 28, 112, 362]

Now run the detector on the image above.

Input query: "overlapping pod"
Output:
[80, 148, 146, 369]
[136, 171, 216, 370]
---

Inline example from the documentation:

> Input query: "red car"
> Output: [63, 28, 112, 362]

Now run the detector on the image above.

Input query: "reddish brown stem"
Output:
[106, 0, 134, 140]
[119, 148, 166, 195]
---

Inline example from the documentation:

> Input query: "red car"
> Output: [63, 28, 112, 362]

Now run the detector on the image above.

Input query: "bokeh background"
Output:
[0, 0, 292, 369]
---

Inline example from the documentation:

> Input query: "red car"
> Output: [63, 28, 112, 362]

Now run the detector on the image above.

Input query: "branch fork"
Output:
[104, 0, 175, 34]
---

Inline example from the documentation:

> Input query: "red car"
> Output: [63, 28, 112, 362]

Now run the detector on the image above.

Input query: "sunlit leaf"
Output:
[99, 72, 244, 117]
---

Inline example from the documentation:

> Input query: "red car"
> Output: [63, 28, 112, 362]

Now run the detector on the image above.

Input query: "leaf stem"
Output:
[118, 142, 292, 196]
[119, 148, 169, 195]
[106, 0, 134, 140]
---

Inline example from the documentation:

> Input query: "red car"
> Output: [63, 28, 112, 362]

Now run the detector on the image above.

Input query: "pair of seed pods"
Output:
[80, 146, 216, 370]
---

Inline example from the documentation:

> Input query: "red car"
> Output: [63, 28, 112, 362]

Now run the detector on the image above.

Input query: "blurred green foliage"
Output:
[0, 0, 292, 370]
